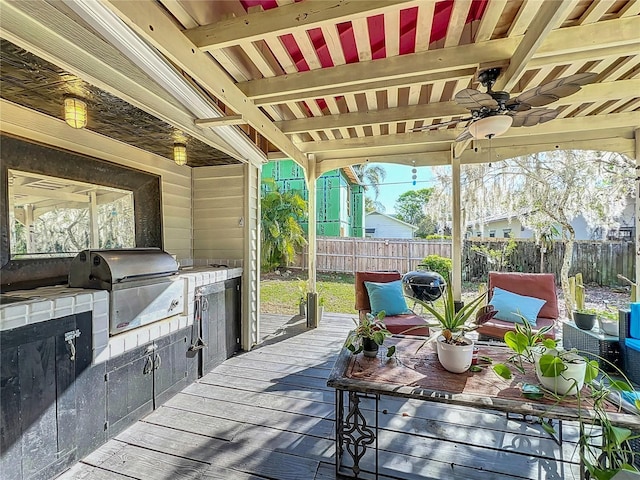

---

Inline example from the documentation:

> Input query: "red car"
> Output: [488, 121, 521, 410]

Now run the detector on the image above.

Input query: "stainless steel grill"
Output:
[68, 248, 184, 335]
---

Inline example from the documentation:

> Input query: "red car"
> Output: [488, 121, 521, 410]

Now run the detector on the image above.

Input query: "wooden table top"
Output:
[327, 335, 640, 429]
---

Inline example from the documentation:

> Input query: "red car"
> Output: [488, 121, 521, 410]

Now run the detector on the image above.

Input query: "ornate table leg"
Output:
[335, 389, 379, 478]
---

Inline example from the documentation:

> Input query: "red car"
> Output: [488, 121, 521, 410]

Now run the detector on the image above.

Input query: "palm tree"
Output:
[352, 164, 387, 212]
[260, 179, 308, 271]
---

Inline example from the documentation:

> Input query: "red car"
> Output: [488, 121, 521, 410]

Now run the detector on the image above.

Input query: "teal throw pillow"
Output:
[488, 287, 546, 326]
[364, 280, 410, 316]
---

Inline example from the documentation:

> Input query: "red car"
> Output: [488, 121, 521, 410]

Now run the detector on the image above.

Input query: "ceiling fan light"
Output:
[468, 115, 513, 139]
[173, 143, 187, 166]
[64, 96, 87, 129]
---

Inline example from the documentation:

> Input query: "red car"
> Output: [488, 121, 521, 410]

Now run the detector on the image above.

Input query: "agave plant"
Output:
[413, 276, 495, 346]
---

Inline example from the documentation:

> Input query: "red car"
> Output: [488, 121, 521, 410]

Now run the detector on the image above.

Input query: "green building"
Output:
[262, 160, 365, 237]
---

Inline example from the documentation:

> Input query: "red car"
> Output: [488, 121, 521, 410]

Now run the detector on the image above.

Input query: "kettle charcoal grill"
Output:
[402, 270, 446, 303]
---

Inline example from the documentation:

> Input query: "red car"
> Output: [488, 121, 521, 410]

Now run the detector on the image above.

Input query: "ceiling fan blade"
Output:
[410, 117, 472, 132]
[454, 89, 498, 110]
[514, 72, 598, 108]
[510, 108, 559, 128]
[455, 129, 473, 142]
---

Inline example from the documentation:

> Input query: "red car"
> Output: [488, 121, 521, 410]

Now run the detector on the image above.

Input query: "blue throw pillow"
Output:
[630, 302, 640, 339]
[488, 287, 546, 326]
[364, 280, 410, 316]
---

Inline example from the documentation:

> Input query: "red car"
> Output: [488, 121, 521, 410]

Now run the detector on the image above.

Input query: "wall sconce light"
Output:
[173, 143, 187, 166]
[64, 96, 88, 129]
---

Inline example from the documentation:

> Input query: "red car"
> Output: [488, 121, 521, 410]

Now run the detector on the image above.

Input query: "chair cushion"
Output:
[488, 272, 559, 320]
[488, 287, 546, 326]
[383, 314, 429, 336]
[355, 271, 402, 311]
[476, 316, 556, 340]
[630, 303, 640, 339]
[364, 280, 410, 316]
[625, 337, 640, 352]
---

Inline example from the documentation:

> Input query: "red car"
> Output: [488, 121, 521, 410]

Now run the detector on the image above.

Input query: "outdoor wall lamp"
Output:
[64, 96, 88, 129]
[173, 143, 187, 166]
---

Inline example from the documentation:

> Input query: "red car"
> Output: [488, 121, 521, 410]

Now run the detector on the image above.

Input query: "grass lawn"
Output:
[261, 271, 359, 316]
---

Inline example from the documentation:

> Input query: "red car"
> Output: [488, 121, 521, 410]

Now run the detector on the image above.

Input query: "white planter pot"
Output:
[534, 349, 587, 396]
[436, 337, 474, 373]
[598, 318, 618, 336]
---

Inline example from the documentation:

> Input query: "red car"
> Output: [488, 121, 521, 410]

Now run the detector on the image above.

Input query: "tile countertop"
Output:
[0, 267, 242, 365]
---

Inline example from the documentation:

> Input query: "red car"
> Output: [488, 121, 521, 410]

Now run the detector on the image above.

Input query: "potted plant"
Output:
[412, 278, 495, 373]
[572, 273, 596, 330]
[597, 308, 619, 336]
[345, 311, 395, 358]
[297, 279, 308, 317]
[318, 296, 325, 323]
[493, 327, 639, 478]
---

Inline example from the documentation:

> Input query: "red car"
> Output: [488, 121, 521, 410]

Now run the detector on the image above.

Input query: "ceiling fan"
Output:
[412, 68, 597, 142]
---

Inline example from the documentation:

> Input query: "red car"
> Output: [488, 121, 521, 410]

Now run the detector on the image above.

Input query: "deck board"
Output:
[57, 312, 583, 480]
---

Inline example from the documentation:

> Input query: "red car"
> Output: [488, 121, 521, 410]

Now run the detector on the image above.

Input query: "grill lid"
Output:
[402, 271, 446, 302]
[68, 248, 178, 290]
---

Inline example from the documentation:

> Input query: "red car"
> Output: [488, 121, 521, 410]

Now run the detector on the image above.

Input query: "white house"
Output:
[467, 199, 635, 241]
[365, 212, 418, 239]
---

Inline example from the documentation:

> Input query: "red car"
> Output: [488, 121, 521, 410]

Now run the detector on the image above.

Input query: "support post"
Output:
[451, 146, 462, 303]
[306, 154, 319, 327]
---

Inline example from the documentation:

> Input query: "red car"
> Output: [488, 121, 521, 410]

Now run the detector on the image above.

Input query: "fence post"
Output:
[407, 240, 412, 273]
[352, 237, 356, 275]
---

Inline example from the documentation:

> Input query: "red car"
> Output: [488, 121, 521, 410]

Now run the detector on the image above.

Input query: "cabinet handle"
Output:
[143, 355, 153, 375]
[154, 353, 162, 370]
[66, 339, 76, 361]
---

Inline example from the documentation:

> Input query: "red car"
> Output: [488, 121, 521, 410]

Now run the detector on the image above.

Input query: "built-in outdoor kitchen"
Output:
[1, 250, 242, 480]
[0, 133, 249, 480]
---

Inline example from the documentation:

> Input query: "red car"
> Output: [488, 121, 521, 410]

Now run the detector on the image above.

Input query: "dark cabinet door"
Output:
[105, 343, 154, 438]
[225, 278, 241, 358]
[0, 315, 77, 480]
[200, 283, 226, 375]
[153, 332, 189, 407]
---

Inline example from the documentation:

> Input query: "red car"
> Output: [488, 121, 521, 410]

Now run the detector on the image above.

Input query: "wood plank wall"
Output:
[0, 100, 193, 261]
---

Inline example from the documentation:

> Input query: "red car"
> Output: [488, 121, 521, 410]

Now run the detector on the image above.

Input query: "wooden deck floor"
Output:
[58, 313, 582, 480]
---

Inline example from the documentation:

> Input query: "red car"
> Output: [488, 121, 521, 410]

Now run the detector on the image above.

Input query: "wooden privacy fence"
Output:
[293, 237, 635, 286]
[294, 237, 451, 275]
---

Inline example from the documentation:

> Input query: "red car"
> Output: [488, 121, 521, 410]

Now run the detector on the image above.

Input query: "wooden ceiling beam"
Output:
[184, 0, 419, 51]
[251, 68, 477, 106]
[317, 151, 451, 174]
[276, 101, 468, 133]
[299, 130, 457, 154]
[494, 0, 577, 91]
[275, 79, 639, 134]
[104, 0, 308, 169]
[238, 16, 639, 103]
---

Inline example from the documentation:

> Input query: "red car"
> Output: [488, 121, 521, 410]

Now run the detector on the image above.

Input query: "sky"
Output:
[367, 163, 436, 214]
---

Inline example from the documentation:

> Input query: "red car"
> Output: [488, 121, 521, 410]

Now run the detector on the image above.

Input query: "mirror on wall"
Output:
[8, 170, 136, 258]
[1, 135, 163, 291]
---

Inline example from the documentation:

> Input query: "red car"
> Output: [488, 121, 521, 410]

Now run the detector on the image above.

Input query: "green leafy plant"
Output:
[492, 316, 556, 378]
[418, 255, 452, 280]
[412, 274, 494, 346]
[345, 311, 396, 357]
[297, 278, 309, 306]
[493, 326, 639, 478]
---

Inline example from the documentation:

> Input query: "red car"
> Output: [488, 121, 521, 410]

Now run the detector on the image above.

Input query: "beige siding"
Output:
[192, 165, 245, 261]
[243, 163, 261, 350]
[1, 100, 193, 260]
